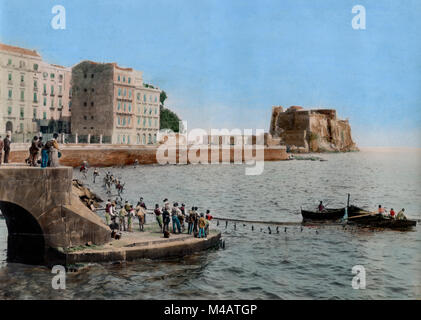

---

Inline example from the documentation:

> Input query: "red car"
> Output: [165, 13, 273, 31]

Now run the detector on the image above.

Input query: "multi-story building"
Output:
[71, 61, 160, 144]
[37, 63, 72, 134]
[0, 43, 71, 137]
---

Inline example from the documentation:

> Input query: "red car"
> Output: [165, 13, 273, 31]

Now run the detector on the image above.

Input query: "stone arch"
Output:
[0, 167, 110, 266]
[0, 201, 45, 264]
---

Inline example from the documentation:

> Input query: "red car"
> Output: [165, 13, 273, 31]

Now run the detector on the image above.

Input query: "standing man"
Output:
[0, 136, 3, 166]
[29, 136, 40, 166]
[3, 135, 11, 164]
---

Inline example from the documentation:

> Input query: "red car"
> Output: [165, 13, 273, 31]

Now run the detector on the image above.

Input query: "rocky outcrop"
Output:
[72, 179, 103, 209]
[269, 106, 358, 153]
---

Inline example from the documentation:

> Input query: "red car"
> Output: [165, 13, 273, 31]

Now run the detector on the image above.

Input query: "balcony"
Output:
[58, 93, 63, 97]
[20, 82, 25, 87]
[50, 93, 55, 96]
[42, 91, 47, 96]
[8, 80, 13, 85]
[33, 87, 38, 92]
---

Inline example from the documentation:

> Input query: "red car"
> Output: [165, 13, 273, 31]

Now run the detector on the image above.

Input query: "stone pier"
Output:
[0, 165, 110, 265]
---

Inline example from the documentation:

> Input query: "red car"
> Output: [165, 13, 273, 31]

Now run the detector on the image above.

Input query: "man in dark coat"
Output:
[0, 136, 3, 165]
[3, 135, 11, 164]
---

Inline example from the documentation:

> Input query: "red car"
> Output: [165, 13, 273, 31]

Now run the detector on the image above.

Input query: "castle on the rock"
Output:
[267, 105, 358, 152]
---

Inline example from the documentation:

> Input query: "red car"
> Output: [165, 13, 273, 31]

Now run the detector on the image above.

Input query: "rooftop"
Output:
[0, 42, 41, 57]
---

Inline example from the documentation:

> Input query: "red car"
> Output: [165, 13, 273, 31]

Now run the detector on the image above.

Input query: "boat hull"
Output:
[301, 208, 346, 221]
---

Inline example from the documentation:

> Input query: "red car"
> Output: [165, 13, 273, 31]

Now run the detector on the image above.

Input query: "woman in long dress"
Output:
[48, 133, 60, 167]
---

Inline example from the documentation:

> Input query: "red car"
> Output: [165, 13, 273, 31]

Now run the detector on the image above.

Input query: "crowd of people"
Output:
[97, 170, 214, 240]
[25, 133, 61, 167]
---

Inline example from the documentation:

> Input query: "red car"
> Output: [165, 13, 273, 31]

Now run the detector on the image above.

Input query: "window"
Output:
[84, 116, 87, 120]
[51, 99, 54, 107]
[84, 102, 87, 106]
[8, 89, 12, 99]
[33, 92, 37, 102]
[137, 117, 140, 125]
[20, 108, 24, 119]
[91, 116, 94, 120]
[143, 118, 146, 126]
[148, 134, 152, 144]
[59, 98, 62, 107]
[21, 75, 24, 82]
[43, 112, 47, 120]
[155, 107, 157, 115]
[144, 107, 147, 114]
[43, 84, 47, 94]
[128, 103, 131, 112]
[20, 123, 24, 132]
[118, 88, 121, 96]
[19, 61, 25, 68]
[123, 76, 126, 83]
[154, 134, 157, 143]
[128, 135, 130, 144]
[142, 134, 146, 144]
[21, 90, 25, 101]
[124, 103, 126, 111]
[137, 93, 140, 100]
[51, 85, 54, 95]
[7, 59, 12, 65]
[155, 119, 157, 127]
[148, 118, 152, 127]
[155, 96, 157, 102]
[34, 80, 37, 88]
[128, 77, 131, 84]
[128, 117, 131, 125]
[91, 74, 94, 78]
[123, 135, 126, 143]
[50, 73, 55, 79]
[118, 102, 121, 110]
[7, 106, 12, 115]
[118, 116, 120, 125]
[91, 102, 94, 106]
[59, 85, 62, 94]
[43, 72, 48, 78]
[143, 94, 146, 102]
[59, 74, 63, 81]
[43, 97, 47, 106]
[123, 88, 126, 97]
[123, 117, 126, 125]
[8, 73, 12, 81]
[129, 90, 132, 98]
[33, 64, 39, 71]
[84, 73, 87, 78]
[33, 109, 37, 119]
[118, 75, 120, 82]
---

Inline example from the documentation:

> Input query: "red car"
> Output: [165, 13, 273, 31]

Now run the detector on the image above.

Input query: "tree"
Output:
[160, 90, 167, 105]
[160, 105, 181, 133]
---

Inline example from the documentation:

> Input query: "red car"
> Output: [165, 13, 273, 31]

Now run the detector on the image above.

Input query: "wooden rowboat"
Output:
[301, 208, 346, 221]
[347, 206, 417, 229]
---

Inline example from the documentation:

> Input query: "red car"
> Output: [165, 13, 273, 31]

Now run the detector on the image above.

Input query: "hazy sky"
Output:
[1, 0, 420, 147]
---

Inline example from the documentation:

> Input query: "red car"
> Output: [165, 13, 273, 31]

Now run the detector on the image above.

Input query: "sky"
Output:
[1, 0, 420, 147]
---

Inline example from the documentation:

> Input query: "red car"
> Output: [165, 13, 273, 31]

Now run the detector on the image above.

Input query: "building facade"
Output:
[0, 43, 71, 138]
[71, 61, 160, 144]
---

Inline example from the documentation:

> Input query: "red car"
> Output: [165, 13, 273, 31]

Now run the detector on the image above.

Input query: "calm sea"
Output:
[0, 148, 420, 299]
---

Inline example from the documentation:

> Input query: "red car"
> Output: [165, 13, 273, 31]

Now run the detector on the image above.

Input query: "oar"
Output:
[348, 211, 378, 219]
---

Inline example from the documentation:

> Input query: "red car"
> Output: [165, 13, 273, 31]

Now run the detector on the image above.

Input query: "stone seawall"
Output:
[9, 145, 289, 167]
